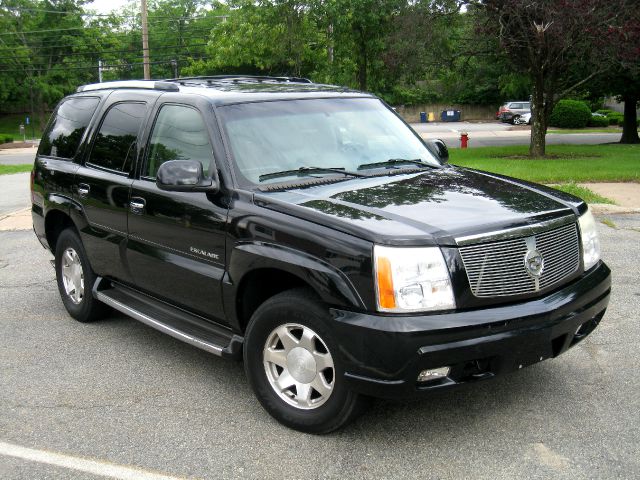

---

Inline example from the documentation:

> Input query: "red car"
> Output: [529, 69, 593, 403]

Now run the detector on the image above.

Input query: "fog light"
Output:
[417, 366, 450, 382]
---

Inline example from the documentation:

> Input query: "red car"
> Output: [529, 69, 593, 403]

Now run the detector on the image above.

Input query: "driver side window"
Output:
[145, 104, 214, 179]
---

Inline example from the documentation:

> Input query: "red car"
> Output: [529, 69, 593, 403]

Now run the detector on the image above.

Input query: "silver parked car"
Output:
[498, 101, 531, 124]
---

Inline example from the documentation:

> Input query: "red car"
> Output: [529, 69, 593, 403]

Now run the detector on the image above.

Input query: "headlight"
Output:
[578, 208, 600, 271]
[374, 246, 456, 313]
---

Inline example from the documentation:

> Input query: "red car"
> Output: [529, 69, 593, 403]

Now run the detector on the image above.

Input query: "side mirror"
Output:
[156, 160, 218, 192]
[425, 138, 449, 164]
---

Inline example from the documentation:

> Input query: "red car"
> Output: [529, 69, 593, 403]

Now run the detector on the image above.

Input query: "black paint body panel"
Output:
[31, 81, 610, 400]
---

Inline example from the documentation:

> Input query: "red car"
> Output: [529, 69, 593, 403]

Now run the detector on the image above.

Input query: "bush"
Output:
[588, 116, 609, 127]
[549, 100, 592, 128]
[0, 135, 14, 145]
[596, 109, 616, 116]
[607, 114, 623, 126]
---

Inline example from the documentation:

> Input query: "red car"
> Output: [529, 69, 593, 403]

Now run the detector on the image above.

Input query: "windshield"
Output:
[219, 98, 439, 185]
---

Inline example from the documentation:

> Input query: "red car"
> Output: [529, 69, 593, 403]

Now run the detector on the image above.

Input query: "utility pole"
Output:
[170, 59, 178, 79]
[141, 0, 151, 80]
[98, 59, 103, 83]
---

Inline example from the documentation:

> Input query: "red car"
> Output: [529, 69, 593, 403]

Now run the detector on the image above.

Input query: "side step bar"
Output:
[92, 277, 243, 359]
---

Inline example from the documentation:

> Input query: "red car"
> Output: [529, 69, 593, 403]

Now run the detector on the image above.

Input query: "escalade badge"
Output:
[524, 249, 544, 277]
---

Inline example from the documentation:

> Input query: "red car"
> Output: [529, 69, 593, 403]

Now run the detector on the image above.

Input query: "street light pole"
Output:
[141, 0, 151, 80]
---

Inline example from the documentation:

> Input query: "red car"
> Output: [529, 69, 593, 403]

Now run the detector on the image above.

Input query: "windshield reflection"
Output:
[219, 98, 439, 185]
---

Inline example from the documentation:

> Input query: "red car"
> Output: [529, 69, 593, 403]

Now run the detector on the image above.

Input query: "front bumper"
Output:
[331, 262, 611, 399]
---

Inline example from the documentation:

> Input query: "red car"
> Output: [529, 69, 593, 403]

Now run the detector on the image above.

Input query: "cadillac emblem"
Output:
[524, 249, 544, 277]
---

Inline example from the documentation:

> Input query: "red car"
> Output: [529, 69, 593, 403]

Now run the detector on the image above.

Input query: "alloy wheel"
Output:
[263, 323, 335, 410]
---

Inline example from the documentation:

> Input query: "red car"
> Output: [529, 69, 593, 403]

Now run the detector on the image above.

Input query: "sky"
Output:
[87, 0, 132, 15]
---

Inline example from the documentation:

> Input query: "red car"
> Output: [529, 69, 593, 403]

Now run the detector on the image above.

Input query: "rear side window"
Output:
[38, 97, 100, 159]
[88, 102, 146, 173]
[144, 104, 214, 178]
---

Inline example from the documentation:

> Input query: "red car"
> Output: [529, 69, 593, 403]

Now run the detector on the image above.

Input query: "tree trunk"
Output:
[529, 83, 548, 157]
[620, 94, 639, 144]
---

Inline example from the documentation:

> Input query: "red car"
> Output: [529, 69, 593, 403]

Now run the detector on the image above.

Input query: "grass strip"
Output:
[0, 164, 32, 175]
[450, 144, 640, 183]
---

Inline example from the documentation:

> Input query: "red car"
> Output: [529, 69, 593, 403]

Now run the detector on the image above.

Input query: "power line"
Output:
[1, 6, 226, 21]
[0, 43, 209, 60]
[0, 57, 208, 74]
[0, 24, 216, 37]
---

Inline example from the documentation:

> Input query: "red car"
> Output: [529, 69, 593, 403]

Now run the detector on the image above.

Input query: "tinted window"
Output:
[39, 97, 100, 159]
[145, 105, 214, 178]
[510, 103, 523, 109]
[89, 102, 146, 172]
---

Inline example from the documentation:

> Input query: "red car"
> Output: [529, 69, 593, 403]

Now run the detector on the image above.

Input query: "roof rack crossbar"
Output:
[166, 75, 313, 85]
[77, 80, 179, 93]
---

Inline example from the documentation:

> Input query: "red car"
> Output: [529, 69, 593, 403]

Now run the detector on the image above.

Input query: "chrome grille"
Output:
[459, 223, 580, 297]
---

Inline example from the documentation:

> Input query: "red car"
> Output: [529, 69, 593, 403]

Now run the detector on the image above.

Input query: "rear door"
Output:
[126, 97, 228, 322]
[32, 96, 102, 247]
[74, 91, 155, 282]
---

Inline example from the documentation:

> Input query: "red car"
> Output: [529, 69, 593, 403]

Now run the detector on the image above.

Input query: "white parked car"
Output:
[514, 112, 532, 125]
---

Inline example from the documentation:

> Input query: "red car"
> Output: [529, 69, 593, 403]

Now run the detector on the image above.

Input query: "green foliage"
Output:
[596, 109, 616, 115]
[587, 116, 609, 127]
[0, 134, 14, 144]
[606, 113, 624, 125]
[549, 100, 591, 128]
[381, 86, 441, 106]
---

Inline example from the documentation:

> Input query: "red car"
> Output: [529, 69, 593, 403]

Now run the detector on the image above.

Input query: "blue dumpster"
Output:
[441, 109, 461, 122]
[420, 112, 427, 123]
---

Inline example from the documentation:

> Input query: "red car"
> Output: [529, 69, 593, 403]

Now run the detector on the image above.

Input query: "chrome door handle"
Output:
[77, 184, 90, 198]
[130, 197, 146, 215]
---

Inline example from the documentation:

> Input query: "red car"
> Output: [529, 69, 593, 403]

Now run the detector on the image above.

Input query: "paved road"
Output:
[0, 215, 638, 478]
[0, 150, 36, 165]
[0, 173, 29, 216]
[408, 123, 623, 148]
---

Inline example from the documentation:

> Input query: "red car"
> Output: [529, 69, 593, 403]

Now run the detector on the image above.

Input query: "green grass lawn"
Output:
[0, 113, 45, 139]
[547, 128, 625, 134]
[0, 164, 32, 175]
[450, 144, 640, 183]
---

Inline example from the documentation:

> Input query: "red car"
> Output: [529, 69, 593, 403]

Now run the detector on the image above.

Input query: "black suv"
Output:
[31, 76, 610, 433]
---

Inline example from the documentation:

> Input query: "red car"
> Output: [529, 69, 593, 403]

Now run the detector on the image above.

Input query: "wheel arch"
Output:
[225, 242, 365, 333]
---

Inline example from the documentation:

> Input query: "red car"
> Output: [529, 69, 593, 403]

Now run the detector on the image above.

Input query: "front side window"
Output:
[38, 96, 100, 159]
[88, 102, 146, 173]
[219, 98, 439, 185]
[145, 104, 214, 179]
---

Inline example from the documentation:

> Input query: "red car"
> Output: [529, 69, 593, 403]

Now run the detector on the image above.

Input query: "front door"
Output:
[126, 102, 228, 322]
[75, 97, 151, 282]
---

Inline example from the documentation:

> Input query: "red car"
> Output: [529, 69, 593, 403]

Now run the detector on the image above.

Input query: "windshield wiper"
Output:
[258, 166, 366, 182]
[357, 158, 432, 171]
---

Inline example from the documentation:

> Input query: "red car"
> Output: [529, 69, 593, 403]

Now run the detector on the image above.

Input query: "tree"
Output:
[478, 0, 627, 157]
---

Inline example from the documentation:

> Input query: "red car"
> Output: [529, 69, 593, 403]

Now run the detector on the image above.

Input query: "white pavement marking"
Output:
[0, 441, 187, 480]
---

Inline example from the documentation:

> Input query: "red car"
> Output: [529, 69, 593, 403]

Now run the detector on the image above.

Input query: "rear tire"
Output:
[54, 228, 109, 323]
[243, 288, 369, 433]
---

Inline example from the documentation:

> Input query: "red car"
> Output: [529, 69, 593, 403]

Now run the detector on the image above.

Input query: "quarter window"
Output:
[38, 97, 100, 159]
[145, 105, 214, 178]
[88, 102, 146, 173]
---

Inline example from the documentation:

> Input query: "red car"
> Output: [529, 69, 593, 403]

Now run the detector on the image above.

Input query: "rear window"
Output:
[38, 97, 100, 159]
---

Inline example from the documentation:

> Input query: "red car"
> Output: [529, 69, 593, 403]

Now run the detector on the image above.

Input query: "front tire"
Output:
[244, 289, 368, 433]
[54, 228, 109, 323]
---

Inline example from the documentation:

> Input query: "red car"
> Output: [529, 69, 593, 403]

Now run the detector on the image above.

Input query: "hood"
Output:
[255, 167, 583, 246]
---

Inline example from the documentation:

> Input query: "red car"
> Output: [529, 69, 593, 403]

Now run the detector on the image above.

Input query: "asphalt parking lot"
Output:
[1, 212, 639, 479]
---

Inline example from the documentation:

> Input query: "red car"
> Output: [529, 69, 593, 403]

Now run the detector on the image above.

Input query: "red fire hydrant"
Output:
[460, 132, 469, 149]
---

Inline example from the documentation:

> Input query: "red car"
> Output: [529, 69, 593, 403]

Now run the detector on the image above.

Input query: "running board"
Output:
[92, 278, 243, 359]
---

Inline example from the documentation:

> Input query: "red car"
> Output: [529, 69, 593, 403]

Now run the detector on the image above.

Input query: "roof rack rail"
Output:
[77, 80, 179, 93]
[166, 75, 313, 85]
